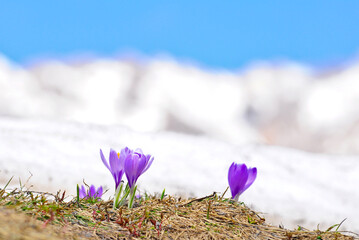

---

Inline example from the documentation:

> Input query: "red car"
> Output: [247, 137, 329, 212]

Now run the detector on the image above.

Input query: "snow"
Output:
[0, 117, 358, 232]
[299, 64, 359, 131]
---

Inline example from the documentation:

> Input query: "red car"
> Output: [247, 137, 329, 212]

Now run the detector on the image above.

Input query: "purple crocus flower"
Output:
[100, 148, 126, 189]
[124, 147, 154, 189]
[79, 185, 103, 199]
[228, 162, 257, 201]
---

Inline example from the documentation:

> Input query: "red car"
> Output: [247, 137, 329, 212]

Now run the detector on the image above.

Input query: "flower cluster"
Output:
[93, 145, 256, 209]
[79, 185, 103, 200]
[101, 147, 154, 208]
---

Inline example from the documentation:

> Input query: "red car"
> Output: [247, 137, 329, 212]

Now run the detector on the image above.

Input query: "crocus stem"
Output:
[76, 184, 80, 205]
[118, 183, 130, 207]
[114, 182, 124, 209]
[128, 185, 137, 208]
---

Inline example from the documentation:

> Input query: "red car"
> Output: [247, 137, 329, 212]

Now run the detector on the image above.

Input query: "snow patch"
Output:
[0, 117, 357, 232]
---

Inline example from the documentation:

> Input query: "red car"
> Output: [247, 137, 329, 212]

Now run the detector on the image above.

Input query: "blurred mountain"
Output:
[1, 54, 359, 154]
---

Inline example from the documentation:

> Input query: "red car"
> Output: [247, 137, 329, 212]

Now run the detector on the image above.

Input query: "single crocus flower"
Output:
[124, 147, 154, 189]
[228, 162, 257, 201]
[100, 148, 126, 189]
[123, 147, 153, 208]
[79, 185, 103, 200]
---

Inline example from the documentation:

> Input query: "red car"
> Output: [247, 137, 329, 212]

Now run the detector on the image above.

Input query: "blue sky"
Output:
[0, 1, 359, 70]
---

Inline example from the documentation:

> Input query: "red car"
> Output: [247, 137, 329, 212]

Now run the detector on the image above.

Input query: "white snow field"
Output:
[0, 117, 358, 232]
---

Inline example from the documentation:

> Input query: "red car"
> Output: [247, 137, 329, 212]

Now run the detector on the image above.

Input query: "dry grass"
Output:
[0, 186, 357, 240]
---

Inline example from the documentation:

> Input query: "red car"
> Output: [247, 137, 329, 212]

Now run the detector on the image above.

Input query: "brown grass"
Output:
[0, 187, 357, 240]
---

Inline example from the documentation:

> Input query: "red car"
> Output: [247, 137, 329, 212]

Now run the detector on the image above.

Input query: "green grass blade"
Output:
[76, 184, 80, 203]
[118, 183, 130, 207]
[114, 182, 124, 209]
[3, 176, 13, 190]
[160, 188, 166, 201]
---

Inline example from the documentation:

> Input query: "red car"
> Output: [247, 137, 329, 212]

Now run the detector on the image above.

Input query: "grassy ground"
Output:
[0, 185, 357, 240]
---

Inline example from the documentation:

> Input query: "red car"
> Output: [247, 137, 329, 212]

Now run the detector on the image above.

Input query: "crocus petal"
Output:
[109, 149, 120, 174]
[124, 155, 134, 188]
[142, 155, 154, 174]
[228, 163, 240, 195]
[89, 185, 96, 198]
[118, 148, 129, 168]
[243, 167, 257, 192]
[135, 148, 143, 154]
[100, 149, 111, 171]
[136, 154, 148, 175]
[125, 154, 140, 188]
[79, 185, 87, 199]
[234, 165, 249, 198]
